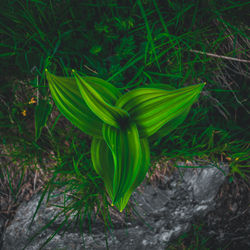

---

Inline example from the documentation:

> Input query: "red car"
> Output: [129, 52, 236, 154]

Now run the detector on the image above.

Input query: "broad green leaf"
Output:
[82, 76, 122, 105]
[46, 71, 122, 106]
[35, 99, 52, 141]
[91, 136, 150, 212]
[72, 70, 130, 129]
[102, 122, 142, 204]
[91, 137, 115, 202]
[45, 69, 124, 138]
[46, 69, 103, 138]
[148, 105, 191, 143]
[113, 137, 150, 212]
[140, 83, 193, 142]
[116, 83, 206, 138]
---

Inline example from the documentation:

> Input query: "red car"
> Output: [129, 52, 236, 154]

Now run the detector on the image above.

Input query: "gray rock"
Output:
[2, 160, 229, 250]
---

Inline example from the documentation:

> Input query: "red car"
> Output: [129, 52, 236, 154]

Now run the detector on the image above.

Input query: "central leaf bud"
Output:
[117, 112, 131, 130]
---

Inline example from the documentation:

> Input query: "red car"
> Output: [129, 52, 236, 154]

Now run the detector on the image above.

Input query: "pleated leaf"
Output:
[116, 83, 206, 138]
[45, 69, 103, 138]
[102, 122, 142, 204]
[112, 137, 150, 211]
[148, 105, 191, 143]
[138, 83, 192, 142]
[91, 133, 150, 212]
[45, 69, 123, 138]
[78, 75, 123, 106]
[72, 70, 130, 129]
[91, 137, 114, 199]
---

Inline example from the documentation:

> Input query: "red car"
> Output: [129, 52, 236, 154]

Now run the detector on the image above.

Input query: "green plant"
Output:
[0, 1, 249, 249]
[45, 68, 205, 212]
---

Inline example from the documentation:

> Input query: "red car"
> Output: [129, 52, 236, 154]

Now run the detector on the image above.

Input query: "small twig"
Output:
[36, 75, 39, 105]
[34, 169, 38, 191]
[83, 65, 98, 74]
[215, 65, 250, 114]
[202, 90, 230, 120]
[189, 49, 250, 63]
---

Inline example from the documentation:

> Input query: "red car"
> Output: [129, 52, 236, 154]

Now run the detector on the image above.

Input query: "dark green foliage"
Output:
[0, 0, 249, 249]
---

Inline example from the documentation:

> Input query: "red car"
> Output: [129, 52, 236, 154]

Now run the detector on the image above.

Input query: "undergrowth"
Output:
[0, 0, 249, 249]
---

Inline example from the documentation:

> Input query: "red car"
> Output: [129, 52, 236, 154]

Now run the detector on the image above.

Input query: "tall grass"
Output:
[0, 0, 249, 249]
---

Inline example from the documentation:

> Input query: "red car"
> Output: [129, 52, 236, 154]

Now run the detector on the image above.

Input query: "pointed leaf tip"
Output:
[73, 71, 129, 128]
[45, 70, 104, 137]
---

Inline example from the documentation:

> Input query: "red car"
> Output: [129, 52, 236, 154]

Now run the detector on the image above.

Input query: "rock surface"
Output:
[2, 159, 229, 250]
